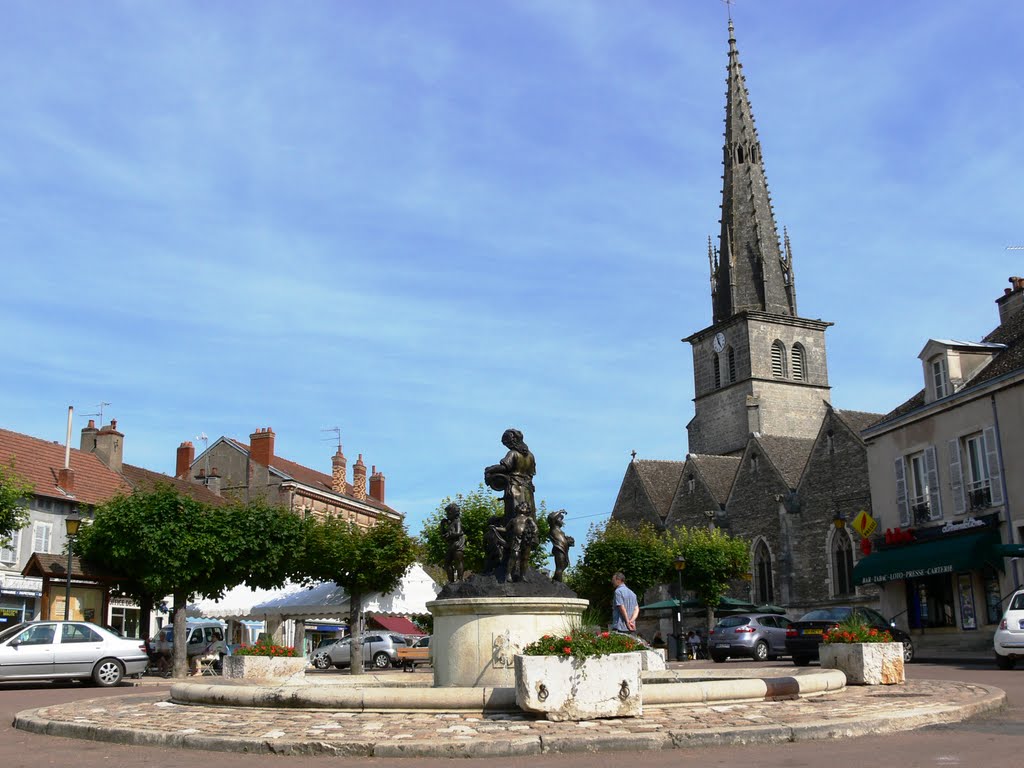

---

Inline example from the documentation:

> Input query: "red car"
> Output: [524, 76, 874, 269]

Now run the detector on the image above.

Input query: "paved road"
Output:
[2, 661, 1021, 767]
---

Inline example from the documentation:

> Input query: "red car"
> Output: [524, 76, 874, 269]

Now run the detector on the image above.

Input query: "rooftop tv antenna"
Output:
[82, 401, 112, 423]
[195, 432, 210, 476]
[1007, 245, 1024, 250]
[321, 426, 342, 450]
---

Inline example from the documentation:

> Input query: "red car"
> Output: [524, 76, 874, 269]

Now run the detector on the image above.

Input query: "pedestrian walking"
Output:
[610, 572, 639, 634]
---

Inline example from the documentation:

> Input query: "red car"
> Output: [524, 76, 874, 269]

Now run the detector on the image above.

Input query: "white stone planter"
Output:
[222, 655, 307, 683]
[819, 642, 904, 685]
[514, 652, 642, 721]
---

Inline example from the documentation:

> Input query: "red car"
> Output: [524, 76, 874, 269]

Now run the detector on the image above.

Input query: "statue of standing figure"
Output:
[441, 502, 466, 583]
[547, 509, 574, 582]
[483, 428, 539, 582]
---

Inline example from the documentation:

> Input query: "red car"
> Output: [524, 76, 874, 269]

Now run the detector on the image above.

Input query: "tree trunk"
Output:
[348, 589, 364, 676]
[172, 592, 188, 678]
[138, 592, 153, 642]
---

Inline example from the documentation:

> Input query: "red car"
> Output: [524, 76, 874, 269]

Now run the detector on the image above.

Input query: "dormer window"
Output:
[931, 355, 949, 399]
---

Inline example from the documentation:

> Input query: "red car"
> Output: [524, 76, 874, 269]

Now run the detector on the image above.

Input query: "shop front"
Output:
[853, 519, 1020, 650]
[21, 553, 121, 625]
[0, 573, 42, 624]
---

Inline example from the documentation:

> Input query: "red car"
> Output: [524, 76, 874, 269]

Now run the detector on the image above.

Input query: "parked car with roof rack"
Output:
[785, 606, 913, 666]
[994, 588, 1024, 669]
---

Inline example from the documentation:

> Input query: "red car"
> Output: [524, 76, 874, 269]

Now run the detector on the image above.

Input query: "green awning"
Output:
[1001, 543, 1024, 558]
[853, 530, 1005, 586]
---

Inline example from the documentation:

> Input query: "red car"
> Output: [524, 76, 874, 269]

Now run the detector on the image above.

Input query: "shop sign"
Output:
[941, 517, 986, 534]
[860, 563, 954, 585]
[851, 510, 877, 539]
[0, 574, 42, 598]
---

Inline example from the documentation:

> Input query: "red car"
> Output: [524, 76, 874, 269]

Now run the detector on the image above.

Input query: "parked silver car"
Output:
[708, 613, 791, 662]
[0, 620, 149, 685]
[312, 633, 410, 670]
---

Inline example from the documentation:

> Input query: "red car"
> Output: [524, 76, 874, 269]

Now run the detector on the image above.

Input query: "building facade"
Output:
[857, 277, 1024, 652]
[611, 21, 881, 617]
[180, 427, 402, 528]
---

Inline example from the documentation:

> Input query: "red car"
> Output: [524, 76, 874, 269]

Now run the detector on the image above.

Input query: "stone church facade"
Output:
[611, 22, 882, 615]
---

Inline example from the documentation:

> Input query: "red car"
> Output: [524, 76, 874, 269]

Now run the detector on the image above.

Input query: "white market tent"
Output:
[252, 563, 440, 621]
[187, 581, 305, 620]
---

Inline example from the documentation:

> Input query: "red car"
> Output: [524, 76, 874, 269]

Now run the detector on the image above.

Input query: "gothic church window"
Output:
[791, 343, 805, 381]
[713, 354, 722, 389]
[753, 540, 774, 604]
[727, 347, 736, 383]
[832, 531, 854, 596]
[736, 145, 745, 163]
[771, 340, 787, 378]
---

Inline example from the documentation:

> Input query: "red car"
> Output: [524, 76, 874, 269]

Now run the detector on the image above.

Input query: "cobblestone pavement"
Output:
[16, 679, 1004, 757]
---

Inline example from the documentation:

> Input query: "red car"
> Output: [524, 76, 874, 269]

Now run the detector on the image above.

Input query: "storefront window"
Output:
[110, 606, 141, 638]
[983, 571, 1002, 625]
[905, 573, 956, 629]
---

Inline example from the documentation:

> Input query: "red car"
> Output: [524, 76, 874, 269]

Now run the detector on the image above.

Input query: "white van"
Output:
[149, 619, 229, 664]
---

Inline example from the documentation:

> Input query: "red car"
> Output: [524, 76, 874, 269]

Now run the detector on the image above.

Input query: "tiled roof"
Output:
[756, 435, 815, 488]
[688, 454, 741, 504]
[632, 460, 684, 518]
[21, 552, 124, 582]
[121, 464, 231, 507]
[0, 428, 130, 506]
[834, 409, 885, 438]
[871, 303, 1024, 429]
[227, 439, 399, 516]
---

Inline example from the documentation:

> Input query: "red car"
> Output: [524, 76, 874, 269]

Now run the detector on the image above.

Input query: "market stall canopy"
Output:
[853, 529, 1005, 586]
[639, 596, 759, 616]
[252, 563, 440, 621]
[187, 581, 304, 620]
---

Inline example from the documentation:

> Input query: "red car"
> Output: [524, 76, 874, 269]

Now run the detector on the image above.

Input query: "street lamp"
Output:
[64, 509, 83, 621]
[673, 556, 686, 661]
[832, 512, 846, 530]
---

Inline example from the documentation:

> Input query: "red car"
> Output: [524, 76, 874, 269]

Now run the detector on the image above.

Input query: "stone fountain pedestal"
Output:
[428, 595, 589, 687]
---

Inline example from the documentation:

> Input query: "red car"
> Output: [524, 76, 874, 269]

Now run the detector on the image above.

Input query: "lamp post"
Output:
[64, 510, 83, 621]
[673, 556, 686, 661]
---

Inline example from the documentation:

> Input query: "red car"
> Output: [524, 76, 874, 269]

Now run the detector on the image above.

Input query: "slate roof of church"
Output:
[834, 409, 885, 438]
[688, 454, 741, 504]
[756, 435, 816, 488]
[632, 460, 684, 518]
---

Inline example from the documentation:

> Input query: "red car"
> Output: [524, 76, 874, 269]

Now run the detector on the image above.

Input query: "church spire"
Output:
[711, 20, 796, 324]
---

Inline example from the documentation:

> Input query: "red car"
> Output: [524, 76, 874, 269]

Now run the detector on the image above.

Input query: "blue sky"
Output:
[2, 1, 1022, 560]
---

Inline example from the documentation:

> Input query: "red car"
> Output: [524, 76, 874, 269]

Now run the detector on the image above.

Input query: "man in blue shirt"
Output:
[611, 572, 639, 634]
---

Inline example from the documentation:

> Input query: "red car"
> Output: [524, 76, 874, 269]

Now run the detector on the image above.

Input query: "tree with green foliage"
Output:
[419, 484, 551, 575]
[0, 461, 32, 546]
[300, 516, 417, 676]
[667, 526, 751, 630]
[77, 485, 305, 677]
[565, 520, 672, 620]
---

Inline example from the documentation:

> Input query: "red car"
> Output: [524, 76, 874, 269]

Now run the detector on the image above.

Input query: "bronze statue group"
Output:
[442, 428, 574, 584]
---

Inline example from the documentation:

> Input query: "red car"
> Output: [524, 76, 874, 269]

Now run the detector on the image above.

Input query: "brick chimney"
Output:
[331, 445, 347, 494]
[93, 419, 124, 473]
[997, 276, 1024, 325]
[79, 419, 98, 452]
[57, 467, 75, 495]
[369, 465, 385, 504]
[249, 427, 275, 467]
[352, 454, 367, 501]
[176, 441, 195, 480]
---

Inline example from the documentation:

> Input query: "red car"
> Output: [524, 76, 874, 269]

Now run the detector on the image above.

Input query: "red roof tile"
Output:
[121, 464, 231, 507]
[0, 428, 130, 506]
[227, 438, 400, 516]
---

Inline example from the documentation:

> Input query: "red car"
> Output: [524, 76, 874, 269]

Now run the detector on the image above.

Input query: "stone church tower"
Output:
[685, 21, 832, 457]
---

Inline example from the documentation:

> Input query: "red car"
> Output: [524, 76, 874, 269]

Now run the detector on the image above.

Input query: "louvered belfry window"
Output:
[728, 347, 736, 383]
[771, 341, 787, 378]
[791, 344, 805, 381]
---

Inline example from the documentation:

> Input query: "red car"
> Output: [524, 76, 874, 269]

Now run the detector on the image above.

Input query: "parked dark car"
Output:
[708, 613, 791, 662]
[785, 606, 913, 666]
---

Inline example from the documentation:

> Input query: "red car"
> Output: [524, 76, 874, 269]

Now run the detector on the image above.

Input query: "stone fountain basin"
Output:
[169, 667, 845, 713]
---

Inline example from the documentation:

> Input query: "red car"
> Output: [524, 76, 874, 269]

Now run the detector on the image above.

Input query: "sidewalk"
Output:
[15, 677, 1005, 758]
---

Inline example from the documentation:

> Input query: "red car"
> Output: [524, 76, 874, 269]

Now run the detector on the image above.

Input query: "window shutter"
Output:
[32, 523, 51, 553]
[792, 345, 805, 381]
[0, 529, 19, 564]
[924, 445, 942, 519]
[894, 457, 910, 527]
[948, 439, 966, 515]
[771, 342, 786, 378]
[983, 426, 1004, 506]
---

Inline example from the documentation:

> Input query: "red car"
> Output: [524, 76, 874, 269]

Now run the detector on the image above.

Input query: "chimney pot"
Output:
[87, 419, 95, 429]
[352, 454, 367, 501]
[57, 467, 75, 494]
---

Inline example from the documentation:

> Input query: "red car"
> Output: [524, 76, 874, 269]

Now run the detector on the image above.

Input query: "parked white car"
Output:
[994, 588, 1024, 669]
[0, 621, 149, 685]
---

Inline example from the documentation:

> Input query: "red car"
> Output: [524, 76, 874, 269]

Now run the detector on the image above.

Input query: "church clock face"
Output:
[712, 332, 727, 353]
